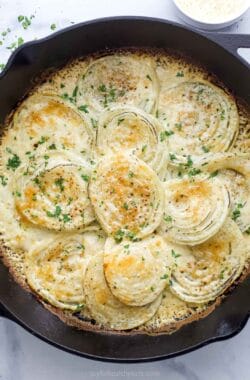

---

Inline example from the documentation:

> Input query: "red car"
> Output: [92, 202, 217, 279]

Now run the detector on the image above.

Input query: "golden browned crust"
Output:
[1, 238, 249, 335]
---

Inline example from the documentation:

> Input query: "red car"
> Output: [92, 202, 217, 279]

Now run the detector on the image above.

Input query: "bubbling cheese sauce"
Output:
[175, 0, 248, 23]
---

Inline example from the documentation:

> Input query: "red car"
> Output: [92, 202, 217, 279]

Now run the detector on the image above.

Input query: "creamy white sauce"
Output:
[175, 0, 248, 23]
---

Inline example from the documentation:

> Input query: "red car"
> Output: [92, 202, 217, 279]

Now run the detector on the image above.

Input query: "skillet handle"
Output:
[203, 33, 250, 59]
[0, 303, 12, 319]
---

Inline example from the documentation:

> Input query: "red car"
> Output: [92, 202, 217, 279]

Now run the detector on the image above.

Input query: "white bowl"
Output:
[173, 0, 250, 30]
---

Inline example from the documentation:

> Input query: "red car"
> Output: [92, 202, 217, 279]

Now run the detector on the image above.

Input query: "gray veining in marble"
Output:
[0, 1, 249, 379]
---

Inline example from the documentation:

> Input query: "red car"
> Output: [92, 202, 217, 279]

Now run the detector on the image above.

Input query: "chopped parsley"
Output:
[245, 227, 250, 235]
[6, 154, 21, 171]
[77, 243, 85, 251]
[175, 122, 182, 131]
[44, 155, 49, 166]
[50, 23, 56, 31]
[62, 214, 71, 223]
[127, 231, 140, 242]
[176, 71, 184, 77]
[61, 93, 70, 101]
[98, 83, 118, 106]
[7, 37, 24, 51]
[169, 153, 176, 161]
[114, 229, 138, 243]
[186, 155, 193, 167]
[78, 104, 89, 113]
[150, 286, 155, 292]
[33, 177, 41, 186]
[117, 118, 124, 126]
[81, 174, 90, 182]
[202, 146, 210, 153]
[142, 145, 147, 153]
[220, 109, 225, 120]
[146, 74, 152, 81]
[123, 202, 129, 210]
[60, 86, 79, 104]
[0, 175, 8, 186]
[171, 249, 181, 259]
[54, 177, 65, 192]
[160, 274, 168, 280]
[47, 205, 62, 218]
[114, 229, 125, 243]
[188, 168, 201, 177]
[18, 15, 35, 29]
[164, 215, 173, 223]
[48, 143, 57, 150]
[128, 171, 134, 178]
[209, 170, 219, 178]
[1, 28, 11, 38]
[219, 268, 226, 279]
[72, 86, 78, 98]
[36, 135, 49, 146]
[160, 130, 174, 141]
[232, 203, 244, 221]
[98, 84, 106, 92]
[91, 118, 98, 129]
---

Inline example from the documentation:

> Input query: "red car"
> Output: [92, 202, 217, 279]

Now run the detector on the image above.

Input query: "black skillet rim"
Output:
[0, 16, 249, 362]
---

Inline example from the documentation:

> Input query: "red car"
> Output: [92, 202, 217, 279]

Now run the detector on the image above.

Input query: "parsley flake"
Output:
[169, 153, 176, 161]
[81, 174, 90, 182]
[160, 274, 168, 280]
[164, 215, 173, 223]
[117, 118, 124, 126]
[6, 154, 21, 171]
[232, 203, 244, 221]
[0, 175, 8, 186]
[160, 130, 174, 141]
[202, 146, 210, 153]
[171, 249, 181, 259]
[209, 170, 219, 178]
[47, 205, 62, 218]
[114, 229, 125, 243]
[176, 71, 184, 77]
[55, 177, 65, 192]
[62, 214, 71, 223]
[78, 104, 89, 113]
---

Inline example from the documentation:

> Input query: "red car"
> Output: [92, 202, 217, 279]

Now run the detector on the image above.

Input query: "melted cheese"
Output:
[169, 219, 246, 303]
[158, 177, 230, 245]
[0, 50, 248, 331]
[104, 235, 174, 306]
[96, 106, 168, 178]
[14, 152, 94, 231]
[89, 153, 164, 238]
[84, 253, 162, 330]
[76, 54, 159, 115]
[158, 81, 239, 156]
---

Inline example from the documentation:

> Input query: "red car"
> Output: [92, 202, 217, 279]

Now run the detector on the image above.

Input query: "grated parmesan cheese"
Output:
[175, 0, 249, 23]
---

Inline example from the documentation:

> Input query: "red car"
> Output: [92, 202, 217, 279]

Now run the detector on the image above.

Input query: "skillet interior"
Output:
[0, 17, 249, 362]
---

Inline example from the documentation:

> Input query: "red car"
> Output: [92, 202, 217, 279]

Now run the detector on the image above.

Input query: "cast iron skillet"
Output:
[0, 16, 249, 362]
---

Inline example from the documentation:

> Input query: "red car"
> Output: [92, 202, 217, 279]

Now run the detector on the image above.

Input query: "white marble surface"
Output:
[0, 1, 249, 379]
